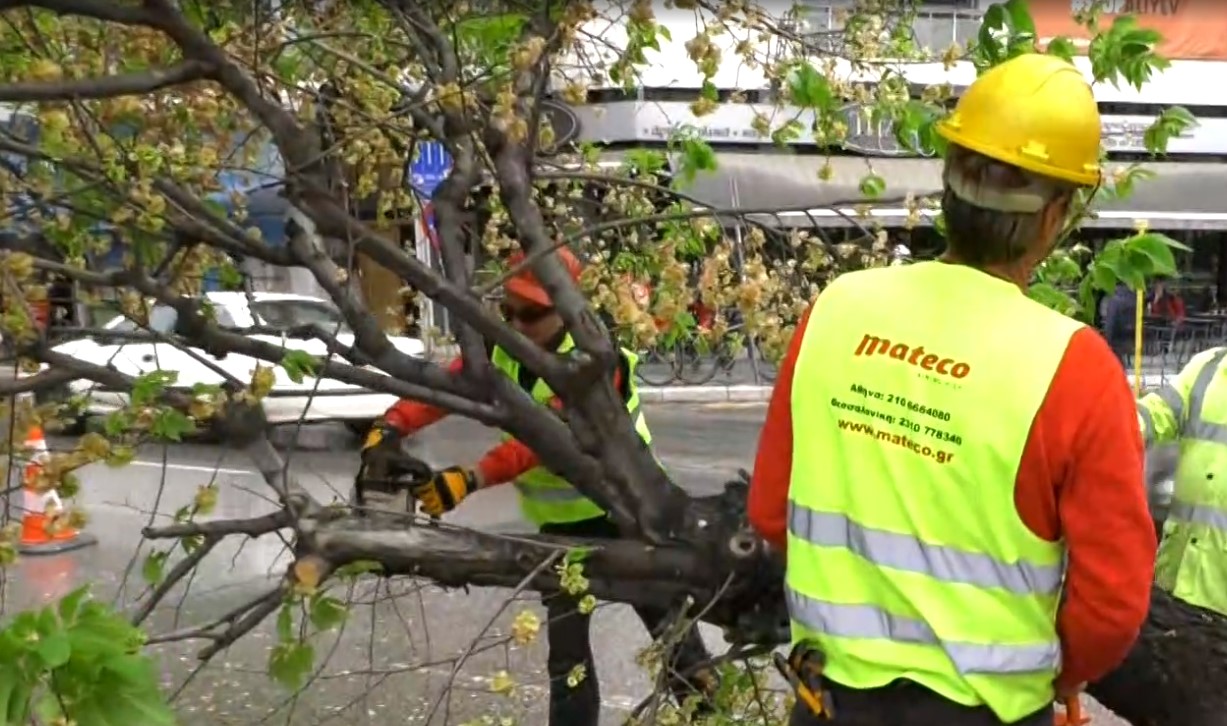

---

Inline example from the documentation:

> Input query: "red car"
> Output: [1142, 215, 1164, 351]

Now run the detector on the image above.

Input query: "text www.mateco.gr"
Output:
[837, 419, 956, 464]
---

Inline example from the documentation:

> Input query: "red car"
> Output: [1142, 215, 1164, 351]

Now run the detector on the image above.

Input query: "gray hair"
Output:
[940, 144, 1076, 267]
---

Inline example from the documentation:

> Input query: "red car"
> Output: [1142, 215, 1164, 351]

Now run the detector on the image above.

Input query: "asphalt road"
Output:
[3, 402, 1128, 725]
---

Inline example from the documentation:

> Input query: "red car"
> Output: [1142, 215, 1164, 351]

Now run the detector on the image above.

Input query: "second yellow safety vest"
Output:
[1138, 346, 1227, 614]
[787, 261, 1082, 723]
[490, 334, 652, 526]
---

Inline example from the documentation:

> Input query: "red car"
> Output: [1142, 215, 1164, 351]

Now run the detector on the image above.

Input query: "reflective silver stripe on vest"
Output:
[1184, 418, 1227, 445]
[513, 481, 588, 501]
[1156, 384, 1185, 425]
[1169, 499, 1227, 531]
[786, 588, 1061, 675]
[1180, 348, 1227, 444]
[788, 503, 1064, 596]
[1137, 403, 1155, 441]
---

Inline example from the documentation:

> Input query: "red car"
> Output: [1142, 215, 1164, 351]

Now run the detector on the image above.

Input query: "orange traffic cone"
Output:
[16, 423, 97, 555]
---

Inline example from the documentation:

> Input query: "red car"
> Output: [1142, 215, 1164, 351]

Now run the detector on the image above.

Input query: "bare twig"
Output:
[0, 60, 211, 102]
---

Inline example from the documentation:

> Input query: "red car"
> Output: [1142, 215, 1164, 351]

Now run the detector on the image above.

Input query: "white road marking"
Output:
[127, 460, 254, 476]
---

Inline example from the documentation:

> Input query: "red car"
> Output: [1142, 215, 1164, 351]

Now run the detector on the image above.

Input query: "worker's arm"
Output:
[1137, 346, 1224, 447]
[383, 357, 464, 434]
[748, 306, 812, 552]
[472, 351, 634, 487]
[1014, 327, 1156, 692]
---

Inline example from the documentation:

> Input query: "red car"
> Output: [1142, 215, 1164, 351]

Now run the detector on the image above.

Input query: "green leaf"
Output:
[975, 4, 1008, 67]
[1027, 282, 1078, 316]
[1143, 106, 1198, 155]
[276, 604, 295, 643]
[269, 641, 315, 689]
[35, 631, 71, 669]
[1128, 232, 1188, 276]
[787, 63, 832, 109]
[57, 586, 91, 623]
[669, 135, 718, 186]
[131, 370, 177, 406]
[149, 409, 195, 441]
[141, 550, 167, 586]
[103, 411, 131, 437]
[308, 595, 348, 632]
[1089, 262, 1119, 293]
[1003, 0, 1036, 37]
[1046, 36, 1077, 63]
[280, 349, 318, 384]
[70, 661, 176, 726]
[858, 174, 886, 199]
[0, 664, 33, 724]
[564, 546, 595, 565]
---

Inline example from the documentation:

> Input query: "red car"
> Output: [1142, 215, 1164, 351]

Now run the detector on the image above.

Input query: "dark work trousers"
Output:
[788, 679, 1055, 726]
[539, 515, 713, 726]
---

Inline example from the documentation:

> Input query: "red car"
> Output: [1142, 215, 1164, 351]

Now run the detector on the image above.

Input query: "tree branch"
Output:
[0, 0, 158, 25]
[0, 60, 211, 102]
[129, 534, 221, 625]
[0, 366, 76, 395]
[143, 510, 292, 540]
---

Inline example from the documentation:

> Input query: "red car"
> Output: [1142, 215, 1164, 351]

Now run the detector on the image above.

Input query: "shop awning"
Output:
[675, 153, 1227, 231]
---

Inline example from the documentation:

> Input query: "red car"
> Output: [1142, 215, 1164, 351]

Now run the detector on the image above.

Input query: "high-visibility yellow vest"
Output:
[490, 334, 652, 526]
[787, 261, 1083, 723]
[1137, 347, 1227, 614]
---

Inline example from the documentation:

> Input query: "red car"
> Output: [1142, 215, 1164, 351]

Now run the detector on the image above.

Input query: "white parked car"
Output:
[48, 292, 424, 432]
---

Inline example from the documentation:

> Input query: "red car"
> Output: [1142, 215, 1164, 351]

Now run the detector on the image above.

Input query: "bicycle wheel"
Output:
[636, 343, 680, 385]
[751, 345, 779, 383]
[676, 340, 723, 385]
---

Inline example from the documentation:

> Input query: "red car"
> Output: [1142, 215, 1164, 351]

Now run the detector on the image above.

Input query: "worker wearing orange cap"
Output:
[747, 53, 1156, 725]
[361, 247, 712, 726]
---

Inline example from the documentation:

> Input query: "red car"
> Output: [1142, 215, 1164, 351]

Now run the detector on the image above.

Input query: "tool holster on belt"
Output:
[774, 642, 836, 719]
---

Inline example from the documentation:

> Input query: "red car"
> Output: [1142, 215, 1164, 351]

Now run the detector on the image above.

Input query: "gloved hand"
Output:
[410, 466, 480, 516]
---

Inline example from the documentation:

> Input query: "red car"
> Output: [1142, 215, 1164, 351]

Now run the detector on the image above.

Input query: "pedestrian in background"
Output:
[1103, 282, 1138, 366]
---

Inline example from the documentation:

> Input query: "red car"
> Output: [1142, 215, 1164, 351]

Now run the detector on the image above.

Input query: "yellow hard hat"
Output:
[936, 53, 1101, 187]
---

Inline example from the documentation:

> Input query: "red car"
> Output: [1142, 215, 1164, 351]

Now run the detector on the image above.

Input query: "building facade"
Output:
[560, 0, 1227, 233]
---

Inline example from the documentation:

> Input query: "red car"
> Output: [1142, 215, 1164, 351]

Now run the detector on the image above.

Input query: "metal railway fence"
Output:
[1130, 317, 1227, 389]
[631, 318, 1227, 389]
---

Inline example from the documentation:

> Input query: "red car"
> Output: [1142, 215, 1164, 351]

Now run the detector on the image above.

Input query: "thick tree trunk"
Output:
[311, 479, 1227, 726]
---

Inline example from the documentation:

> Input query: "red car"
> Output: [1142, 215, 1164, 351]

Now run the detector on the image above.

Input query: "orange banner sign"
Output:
[1030, 0, 1227, 61]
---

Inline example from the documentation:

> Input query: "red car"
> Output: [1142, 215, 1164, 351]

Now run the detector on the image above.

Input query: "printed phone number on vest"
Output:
[845, 384, 962, 445]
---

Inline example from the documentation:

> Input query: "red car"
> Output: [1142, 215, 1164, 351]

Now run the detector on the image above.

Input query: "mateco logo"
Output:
[853, 334, 971, 380]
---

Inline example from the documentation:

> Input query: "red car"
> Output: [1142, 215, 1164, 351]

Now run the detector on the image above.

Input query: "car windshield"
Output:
[102, 303, 237, 335]
[105, 305, 178, 334]
[249, 299, 352, 336]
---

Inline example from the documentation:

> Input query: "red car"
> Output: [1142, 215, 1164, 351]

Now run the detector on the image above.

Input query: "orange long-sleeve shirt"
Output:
[384, 355, 627, 487]
[749, 306, 1156, 692]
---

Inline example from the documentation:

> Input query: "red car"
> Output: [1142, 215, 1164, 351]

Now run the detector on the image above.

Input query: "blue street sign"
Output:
[407, 141, 453, 198]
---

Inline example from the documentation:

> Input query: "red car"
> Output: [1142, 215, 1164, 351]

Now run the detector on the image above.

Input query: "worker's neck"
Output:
[939, 253, 1032, 291]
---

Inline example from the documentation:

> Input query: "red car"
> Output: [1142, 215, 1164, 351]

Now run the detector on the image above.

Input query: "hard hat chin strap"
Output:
[943, 165, 1048, 214]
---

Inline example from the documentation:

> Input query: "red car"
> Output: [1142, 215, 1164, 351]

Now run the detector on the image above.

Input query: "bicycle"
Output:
[635, 322, 779, 386]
